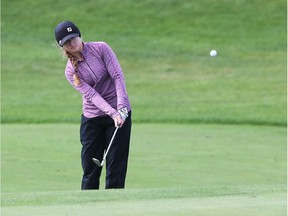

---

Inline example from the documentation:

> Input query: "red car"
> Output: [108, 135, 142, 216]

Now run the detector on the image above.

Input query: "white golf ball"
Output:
[210, 50, 217, 57]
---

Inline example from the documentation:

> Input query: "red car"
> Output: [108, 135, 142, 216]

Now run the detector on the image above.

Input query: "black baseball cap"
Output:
[55, 21, 81, 46]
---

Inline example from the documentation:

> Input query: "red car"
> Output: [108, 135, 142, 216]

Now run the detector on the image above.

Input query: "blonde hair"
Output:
[65, 51, 81, 86]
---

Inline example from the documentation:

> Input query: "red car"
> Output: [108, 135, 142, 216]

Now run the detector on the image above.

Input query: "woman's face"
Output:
[63, 37, 83, 53]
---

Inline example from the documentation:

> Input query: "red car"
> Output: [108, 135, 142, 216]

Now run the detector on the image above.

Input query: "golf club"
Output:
[92, 126, 119, 167]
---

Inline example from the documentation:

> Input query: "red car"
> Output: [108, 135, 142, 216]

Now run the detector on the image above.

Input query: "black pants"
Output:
[80, 112, 132, 190]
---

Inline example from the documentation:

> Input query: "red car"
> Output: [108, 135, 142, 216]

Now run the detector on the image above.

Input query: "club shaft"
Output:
[101, 127, 119, 165]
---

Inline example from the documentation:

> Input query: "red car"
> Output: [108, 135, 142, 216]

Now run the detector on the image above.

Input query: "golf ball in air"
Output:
[210, 50, 217, 57]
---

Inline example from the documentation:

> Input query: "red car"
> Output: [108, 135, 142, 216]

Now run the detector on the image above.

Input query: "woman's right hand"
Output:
[114, 114, 124, 128]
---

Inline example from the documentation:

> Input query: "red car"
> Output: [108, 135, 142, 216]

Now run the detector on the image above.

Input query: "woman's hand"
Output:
[114, 107, 128, 127]
[114, 108, 128, 128]
[114, 114, 124, 128]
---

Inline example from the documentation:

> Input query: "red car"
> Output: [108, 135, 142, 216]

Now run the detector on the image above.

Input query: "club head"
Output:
[92, 158, 102, 167]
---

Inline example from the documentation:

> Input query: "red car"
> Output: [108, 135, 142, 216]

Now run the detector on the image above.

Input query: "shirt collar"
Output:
[77, 42, 86, 62]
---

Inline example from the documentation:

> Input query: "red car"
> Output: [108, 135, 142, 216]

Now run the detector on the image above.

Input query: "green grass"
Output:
[1, 186, 286, 215]
[1, 123, 286, 215]
[1, 124, 286, 191]
[1, 0, 286, 125]
[1, 0, 287, 215]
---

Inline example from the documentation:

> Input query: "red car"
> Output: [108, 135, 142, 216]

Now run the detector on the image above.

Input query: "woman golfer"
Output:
[55, 21, 132, 190]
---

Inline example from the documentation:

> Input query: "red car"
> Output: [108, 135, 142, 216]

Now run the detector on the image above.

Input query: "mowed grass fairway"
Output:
[1, 124, 286, 215]
[1, 0, 287, 215]
[1, 187, 286, 216]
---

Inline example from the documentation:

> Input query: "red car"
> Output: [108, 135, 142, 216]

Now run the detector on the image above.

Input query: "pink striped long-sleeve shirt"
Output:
[65, 41, 131, 119]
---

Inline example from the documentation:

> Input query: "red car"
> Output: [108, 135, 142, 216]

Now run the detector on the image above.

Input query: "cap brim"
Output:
[59, 33, 80, 46]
